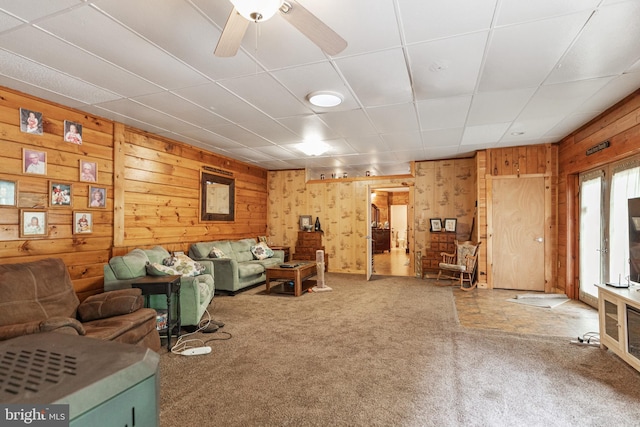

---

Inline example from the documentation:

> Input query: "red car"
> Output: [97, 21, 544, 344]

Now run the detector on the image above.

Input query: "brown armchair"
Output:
[0, 258, 160, 351]
[436, 241, 481, 291]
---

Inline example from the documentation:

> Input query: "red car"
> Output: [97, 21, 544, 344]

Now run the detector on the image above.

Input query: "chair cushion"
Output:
[457, 243, 477, 266]
[108, 249, 149, 280]
[439, 262, 466, 272]
[78, 288, 144, 322]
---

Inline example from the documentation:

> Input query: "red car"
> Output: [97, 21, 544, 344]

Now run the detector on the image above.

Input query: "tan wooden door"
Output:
[491, 177, 545, 290]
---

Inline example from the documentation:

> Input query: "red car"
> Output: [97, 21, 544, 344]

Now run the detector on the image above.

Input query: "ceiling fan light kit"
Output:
[216, 0, 347, 57]
[307, 91, 343, 108]
[230, 0, 284, 22]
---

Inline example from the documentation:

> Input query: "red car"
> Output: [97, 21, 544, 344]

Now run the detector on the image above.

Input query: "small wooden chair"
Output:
[437, 241, 481, 291]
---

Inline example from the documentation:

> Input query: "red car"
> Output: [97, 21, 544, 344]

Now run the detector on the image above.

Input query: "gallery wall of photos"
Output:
[0, 87, 114, 298]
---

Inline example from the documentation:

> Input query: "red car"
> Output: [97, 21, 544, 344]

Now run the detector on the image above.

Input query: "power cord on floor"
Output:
[170, 308, 231, 355]
[570, 331, 600, 347]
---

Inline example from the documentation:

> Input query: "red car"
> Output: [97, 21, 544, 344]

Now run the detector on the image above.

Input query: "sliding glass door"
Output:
[579, 156, 640, 307]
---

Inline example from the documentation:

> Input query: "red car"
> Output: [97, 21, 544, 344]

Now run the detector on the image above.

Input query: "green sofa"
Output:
[189, 238, 284, 294]
[103, 246, 214, 326]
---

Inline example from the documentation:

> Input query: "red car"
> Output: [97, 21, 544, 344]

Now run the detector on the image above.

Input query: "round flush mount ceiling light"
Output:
[230, 0, 284, 22]
[307, 91, 343, 108]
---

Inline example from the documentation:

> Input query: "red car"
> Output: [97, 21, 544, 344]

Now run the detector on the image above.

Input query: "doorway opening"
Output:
[369, 187, 413, 277]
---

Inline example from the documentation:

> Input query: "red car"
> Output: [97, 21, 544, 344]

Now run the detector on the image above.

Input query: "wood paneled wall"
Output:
[111, 126, 268, 256]
[0, 86, 268, 300]
[0, 87, 114, 300]
[558, 89, 640, 298]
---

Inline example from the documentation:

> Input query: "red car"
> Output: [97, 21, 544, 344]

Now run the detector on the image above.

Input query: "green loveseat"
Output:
[189, 238, 284, 294]
[104, 246, 214, 326]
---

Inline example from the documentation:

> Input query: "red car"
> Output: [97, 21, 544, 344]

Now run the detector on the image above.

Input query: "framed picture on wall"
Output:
[49, 181, 72, 207]
[0, 180, 17, 207]
[63, 120, 83, 144]
[88, 186, 106, 208]
[23, 148, 47, 175]
[430, 218, 442, 232]
[20, 209, 47, 238]
[19, 108, 43, 135]
[73, 211, 93, 234]
[444, 218, 457, 233]
[79, 160, 97, 182]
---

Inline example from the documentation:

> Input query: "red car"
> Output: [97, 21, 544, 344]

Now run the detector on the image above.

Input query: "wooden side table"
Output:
[270, 245, 290, 262]
[132, 275, 181, 351]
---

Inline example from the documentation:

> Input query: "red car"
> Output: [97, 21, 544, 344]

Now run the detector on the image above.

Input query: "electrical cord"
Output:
[169, 307, 232, 355]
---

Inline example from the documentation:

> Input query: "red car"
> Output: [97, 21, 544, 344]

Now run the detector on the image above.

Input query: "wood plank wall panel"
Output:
[0, 87, 114, 300]
[267, 172, 419, 274]
[558, 89, 640, 298]
[114, 128, 268, 254]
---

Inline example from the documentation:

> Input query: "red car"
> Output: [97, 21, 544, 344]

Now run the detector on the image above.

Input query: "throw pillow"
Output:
[208, 246, 226, 258]
[146, 262, 179, 276]
[163, 254, 206, 277]
[251, 242, 274, 260]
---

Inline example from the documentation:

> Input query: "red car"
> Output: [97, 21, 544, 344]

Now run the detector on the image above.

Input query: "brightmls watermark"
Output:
[1, 404, 69, 426]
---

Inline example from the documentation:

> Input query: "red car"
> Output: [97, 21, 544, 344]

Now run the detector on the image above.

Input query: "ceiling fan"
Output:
[215, 0, 347, 57]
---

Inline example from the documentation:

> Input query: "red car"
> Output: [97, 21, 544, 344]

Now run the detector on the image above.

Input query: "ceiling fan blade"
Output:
[214, 8, 249, 57]
[279, 1, 347, 56]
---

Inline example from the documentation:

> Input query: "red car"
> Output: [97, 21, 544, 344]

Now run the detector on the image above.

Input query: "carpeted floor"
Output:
[158, 273, 640, 427]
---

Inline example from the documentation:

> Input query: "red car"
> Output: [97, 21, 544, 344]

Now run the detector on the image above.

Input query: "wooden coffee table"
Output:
[265, 261, 317, 297]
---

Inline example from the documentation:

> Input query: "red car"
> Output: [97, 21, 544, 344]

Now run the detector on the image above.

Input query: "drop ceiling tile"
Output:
[421, 128, 464, 147]
[518, 77, 613, 120]
[173, 83, 267, 124]
[461, 122, 510, 145]
[0, 50, 121, 105]
[367, 103, 419, 133]
[131, 92, 230, 128]
[335, 49, 413, 107]
[252, 144, 300, 160]
[479, 11, 591, 91]
[37, 5, 209, 89]
[417, 96, 472, 130]
[578, 72, 640, 114]
[0, 10, 23, 31]
[81, 104, 169, 135]
[226, 147, 278, 162]
[496, 0, 600, 26]
[502, 116, 566, 143]
[409, 31, 488, 100]
[544, 112, 600, 140]
[0, 75, 87, 110]
[204, 123, 271, 148]
[399, 0, 496, 43]
[94, 98, 195, 132]
[277, 115, 340, 141]
[0, 26, 163, 98]
[0, 0, 83, 22]
[347, 135, 390, 153]
[317, 109, 377, 138]
[545, 1, 640, 84]
[467, 88, 536, 125]
[236, 117, 301, 144]
[219, 72, 310, 118]
[379, 131, 423, 151]
[173, 128, 242, 150]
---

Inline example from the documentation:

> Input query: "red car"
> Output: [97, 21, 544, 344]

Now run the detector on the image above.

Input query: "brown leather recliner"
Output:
[0, 258, 160, 351]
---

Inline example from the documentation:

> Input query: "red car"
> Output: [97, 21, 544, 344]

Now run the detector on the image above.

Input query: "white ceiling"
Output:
[1, 0, 640, 179]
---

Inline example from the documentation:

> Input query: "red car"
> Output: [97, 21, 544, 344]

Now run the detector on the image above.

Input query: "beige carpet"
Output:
[158, 273, 640, 427]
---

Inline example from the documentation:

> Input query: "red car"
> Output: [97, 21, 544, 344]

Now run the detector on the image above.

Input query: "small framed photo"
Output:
[79, 160, 97, 182]
[299, 215, 312, 231]
[49, 181, 72, 207]
[63, 120, 83, 144]
[74, 211, 93, 234]
[19, 108, 43, 135]
[20, 209, 47, 238]
[0, 180, 17, 207]
[23, 148, 47, 175]
[444, 218, 457, 233]
[430, 218, 442, 232]
[88, 186, 106, 208]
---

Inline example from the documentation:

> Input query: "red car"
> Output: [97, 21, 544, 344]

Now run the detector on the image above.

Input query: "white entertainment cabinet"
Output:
[597, 284, 640, 372]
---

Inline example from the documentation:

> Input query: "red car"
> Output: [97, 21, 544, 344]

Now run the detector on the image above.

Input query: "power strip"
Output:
[181, 346, 212, 356]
